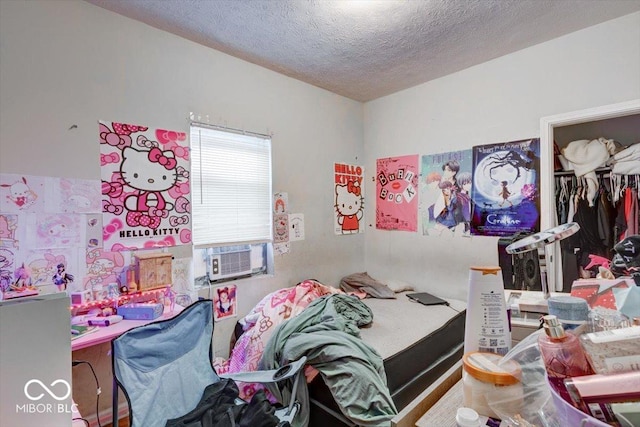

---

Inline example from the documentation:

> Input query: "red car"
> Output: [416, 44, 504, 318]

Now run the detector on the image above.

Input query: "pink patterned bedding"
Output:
[213, 279, 358, 399]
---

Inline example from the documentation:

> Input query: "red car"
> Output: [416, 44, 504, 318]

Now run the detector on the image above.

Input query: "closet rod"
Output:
[554, 167, 611, 177]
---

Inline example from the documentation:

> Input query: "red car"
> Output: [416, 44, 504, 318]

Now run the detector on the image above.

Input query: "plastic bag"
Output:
[486, 329, 562, 427]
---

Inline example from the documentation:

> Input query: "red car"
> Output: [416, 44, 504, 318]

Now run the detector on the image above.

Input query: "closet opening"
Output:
[539, 100, 640, 292]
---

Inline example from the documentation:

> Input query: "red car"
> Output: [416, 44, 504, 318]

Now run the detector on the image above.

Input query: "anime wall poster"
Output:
[274, 213, 289, 243]
[0, 174, 106, 296]
[470, 138, 541, 236]
[99, 121, 191, 251]
[0, 245, 16, 292]
[376, 155, 419, 231]
[273, 192, 290, 254]
[213, 284, 237, 321]
[45, 178, 101, 213]
[274, 192, 289, 214]
[30, 213, 84, 249]
[334, 163, 364, 235]
[83, 247, 126, 293]
[289, 213, 305, 241]
[24, 248, 83, 294]
[0, 213, 20, 249]
[0, 174, 45, 213]
[172, 257, 196, 300]
[420, 150, 473, 237]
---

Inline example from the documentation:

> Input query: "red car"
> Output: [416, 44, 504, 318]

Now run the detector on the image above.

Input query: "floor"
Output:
[104, 418, 129, 427]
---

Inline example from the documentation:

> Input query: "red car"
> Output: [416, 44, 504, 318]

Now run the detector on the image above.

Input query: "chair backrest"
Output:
[112, 299, 218, 427]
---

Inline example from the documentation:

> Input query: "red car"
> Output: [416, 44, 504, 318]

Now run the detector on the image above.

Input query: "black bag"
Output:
[166, 378, 280, 427]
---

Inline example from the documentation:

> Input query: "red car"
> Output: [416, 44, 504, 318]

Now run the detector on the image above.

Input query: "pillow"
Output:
[379, 278, 415, 293]
[339, 272, 396, 298]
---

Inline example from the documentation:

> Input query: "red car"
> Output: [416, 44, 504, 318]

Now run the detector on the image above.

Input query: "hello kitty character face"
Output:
[120, 147, 178, 193]
[335, 181, 363, 234]
[335, 182, 363, 217]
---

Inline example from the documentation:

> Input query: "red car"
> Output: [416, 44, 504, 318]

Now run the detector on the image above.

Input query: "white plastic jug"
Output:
[464, 266, 512, 356]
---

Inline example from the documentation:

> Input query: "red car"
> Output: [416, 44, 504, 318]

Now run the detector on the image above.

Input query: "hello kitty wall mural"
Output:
[99, 121, 192, 250]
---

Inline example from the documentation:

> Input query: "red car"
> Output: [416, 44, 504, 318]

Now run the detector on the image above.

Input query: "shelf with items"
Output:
[69, 286, 172, 317]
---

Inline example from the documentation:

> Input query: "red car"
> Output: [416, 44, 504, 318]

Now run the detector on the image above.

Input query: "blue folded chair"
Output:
[112, 299, 305, 427]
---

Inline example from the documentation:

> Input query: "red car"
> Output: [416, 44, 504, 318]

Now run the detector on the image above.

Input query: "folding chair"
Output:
[112, 299, 305, 427]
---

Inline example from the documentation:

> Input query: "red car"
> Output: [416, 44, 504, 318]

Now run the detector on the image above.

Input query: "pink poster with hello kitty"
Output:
[99, 121, 191, 251]
[376, 155, 419, 232]
[334, 163, 365, 235]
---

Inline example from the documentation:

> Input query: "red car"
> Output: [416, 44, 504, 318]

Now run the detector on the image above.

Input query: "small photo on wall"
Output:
[213, 284, 237, 321]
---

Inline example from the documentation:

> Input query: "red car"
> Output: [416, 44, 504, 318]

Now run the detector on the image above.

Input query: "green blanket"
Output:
[259, 294, 397, 427]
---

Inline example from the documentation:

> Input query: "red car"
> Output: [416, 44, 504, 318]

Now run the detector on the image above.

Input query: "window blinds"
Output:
[190, 125, 273, 247]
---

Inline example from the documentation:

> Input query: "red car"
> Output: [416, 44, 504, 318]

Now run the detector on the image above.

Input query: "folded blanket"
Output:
[340, 272, 396, 298]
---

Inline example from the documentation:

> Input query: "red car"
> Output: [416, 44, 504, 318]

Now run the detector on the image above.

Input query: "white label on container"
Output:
[585, 327, 640, 344]
[477, 292, 509, 348]
[603, 355, 640, 373]
[480, 291, 505, 326]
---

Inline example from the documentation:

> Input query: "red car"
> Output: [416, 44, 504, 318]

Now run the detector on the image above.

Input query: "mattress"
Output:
[308, 292, 467, 426]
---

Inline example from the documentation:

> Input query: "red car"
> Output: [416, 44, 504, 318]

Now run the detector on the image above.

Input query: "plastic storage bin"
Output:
[548, 378, 609, 427]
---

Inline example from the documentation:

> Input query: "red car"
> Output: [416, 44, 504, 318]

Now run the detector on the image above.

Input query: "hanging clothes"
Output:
[596, 181, 616, 251]
[624, 187, 638, 237]
[555, 171, 639, 286]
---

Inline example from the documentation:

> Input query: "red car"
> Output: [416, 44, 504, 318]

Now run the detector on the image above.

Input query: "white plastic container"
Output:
[462, 351, 524, 419]
[464, 266, 512, 356]
[456, 407, 482, 427]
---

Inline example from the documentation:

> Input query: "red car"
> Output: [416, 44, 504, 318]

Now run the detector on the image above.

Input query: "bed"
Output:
[307, 292, 466, 426]
[218, 279, 466, 427]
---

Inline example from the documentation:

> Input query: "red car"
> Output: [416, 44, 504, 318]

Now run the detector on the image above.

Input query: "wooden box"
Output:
[134, 252, 173, 291]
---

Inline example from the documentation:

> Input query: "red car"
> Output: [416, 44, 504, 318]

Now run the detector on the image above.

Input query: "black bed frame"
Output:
[307, 310, 466, 426]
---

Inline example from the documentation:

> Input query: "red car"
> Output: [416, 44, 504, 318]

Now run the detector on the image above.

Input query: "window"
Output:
[190, 124, 273, 283]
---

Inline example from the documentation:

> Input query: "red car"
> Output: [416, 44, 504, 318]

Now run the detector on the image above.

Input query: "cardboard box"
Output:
[118, 303, 164, 320]
[134, 252, 172, 291]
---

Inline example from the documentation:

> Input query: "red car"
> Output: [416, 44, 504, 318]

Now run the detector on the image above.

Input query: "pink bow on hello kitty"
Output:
[347, 181, 361, 196]
[169, 215, 189, 226]
[148, 148, 177, 170]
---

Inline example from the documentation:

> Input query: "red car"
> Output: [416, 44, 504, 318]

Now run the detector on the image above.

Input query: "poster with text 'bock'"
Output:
[334, 163, 364, 235]
[100, 121, 191, 251]
[470, 138, 540, 237]
[376, 155, 419, 232]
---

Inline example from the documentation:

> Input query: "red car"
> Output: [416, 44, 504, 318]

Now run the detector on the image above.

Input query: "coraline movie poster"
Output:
[470, 138, 540, 237]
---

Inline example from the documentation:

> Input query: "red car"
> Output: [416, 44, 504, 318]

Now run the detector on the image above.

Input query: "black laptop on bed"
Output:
[406, 292, 450, 306]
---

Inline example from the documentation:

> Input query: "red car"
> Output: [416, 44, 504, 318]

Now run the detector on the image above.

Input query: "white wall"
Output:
[363, 12, 640, 301]
[0, 0, 364, 354]
[2, 1, 638, 422]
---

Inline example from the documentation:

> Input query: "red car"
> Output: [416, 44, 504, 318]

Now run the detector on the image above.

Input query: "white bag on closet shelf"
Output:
[607, 142, 640, 175]
[562, 137, 618, 206]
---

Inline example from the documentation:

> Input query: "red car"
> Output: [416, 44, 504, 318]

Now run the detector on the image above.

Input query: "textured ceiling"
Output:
[85, 0, 640, 102]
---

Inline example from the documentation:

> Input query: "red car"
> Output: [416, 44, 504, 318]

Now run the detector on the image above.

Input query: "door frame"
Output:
[539, 99, 640, 291]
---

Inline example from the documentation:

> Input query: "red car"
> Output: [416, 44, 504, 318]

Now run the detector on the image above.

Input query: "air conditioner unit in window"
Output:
[207, 245, 252, 282]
